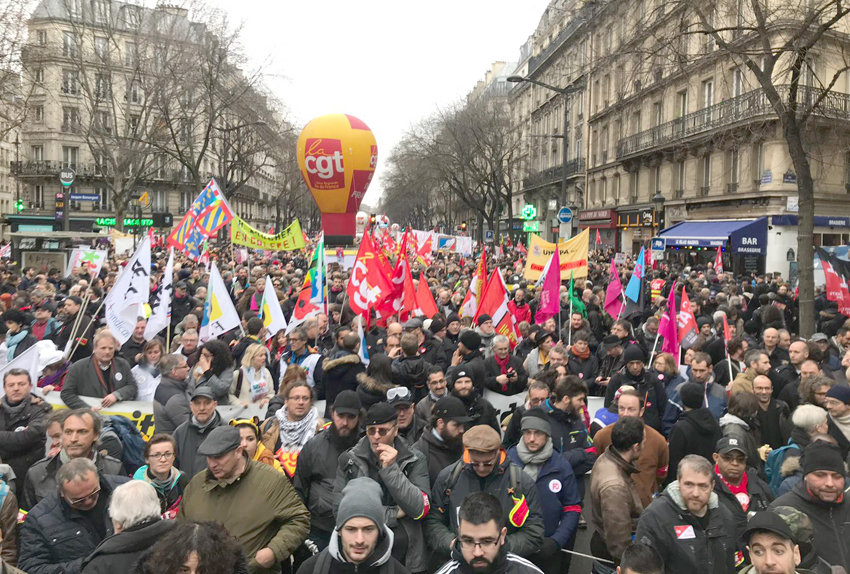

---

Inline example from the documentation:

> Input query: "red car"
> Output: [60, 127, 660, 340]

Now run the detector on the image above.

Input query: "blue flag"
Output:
[624, 247, 645, 302]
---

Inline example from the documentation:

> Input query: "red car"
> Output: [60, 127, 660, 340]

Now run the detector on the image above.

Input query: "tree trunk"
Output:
[785, 118, 815, 337]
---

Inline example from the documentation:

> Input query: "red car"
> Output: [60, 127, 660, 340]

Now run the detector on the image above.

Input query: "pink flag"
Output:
[535, 250, 561, 324]
[604, 258, 624, 318]
[659, 283, 680, 365]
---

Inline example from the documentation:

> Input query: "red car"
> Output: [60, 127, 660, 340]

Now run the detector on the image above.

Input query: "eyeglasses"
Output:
[67, 486, 101, 507]
[149, 452, 175, 460]
[459, 537, 499, 550]
[469, 456, 498, 469]
[366, 426, 394, 437]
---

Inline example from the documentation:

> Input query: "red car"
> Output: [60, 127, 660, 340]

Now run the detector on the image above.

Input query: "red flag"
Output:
[517, 241, 527, 254]
[288, 286, 320, 332]
[596, 229, 601, 245]
[417, 234, 433, 266]
[348, 232, 395, 319]
[461, 248, 487, 318]
[678, 288, 699, 349]
[604, 259, 624, 318]
[721, 313, 732, 342]
[714, 246, 724, 274]
[415, 275, 439, 318]
[475, 268, 520, 346]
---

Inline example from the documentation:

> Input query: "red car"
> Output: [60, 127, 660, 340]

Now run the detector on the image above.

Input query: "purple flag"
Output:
[604, 258, 624, 318]
[658, 282, 680, 366]
[535, 250, 561, 324]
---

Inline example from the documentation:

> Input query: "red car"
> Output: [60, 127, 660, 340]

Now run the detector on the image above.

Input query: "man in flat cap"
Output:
[427, 424, 544, 563]
[179, 425, 310, 574]
[333, 402, 431, 574]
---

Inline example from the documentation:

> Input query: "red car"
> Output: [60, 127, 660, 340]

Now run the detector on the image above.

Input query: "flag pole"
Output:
[568, 288, 573, 346]
[647, 331, 661, 369]
[64, 289, 92, 359]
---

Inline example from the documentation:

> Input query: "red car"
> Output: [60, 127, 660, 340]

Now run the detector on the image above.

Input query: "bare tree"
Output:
[0, 0, 39, 138]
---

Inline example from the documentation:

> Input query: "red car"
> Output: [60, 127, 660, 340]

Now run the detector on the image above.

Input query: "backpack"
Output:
[765, 440, 799, 496]
[104, 415, 147, 474]
[443, 459, 522, 499]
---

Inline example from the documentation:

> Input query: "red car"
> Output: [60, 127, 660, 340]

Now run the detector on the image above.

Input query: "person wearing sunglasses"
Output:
[333, 402, 430, 574]
[388, 386, 426, 444]
[19, 457, 131, 574]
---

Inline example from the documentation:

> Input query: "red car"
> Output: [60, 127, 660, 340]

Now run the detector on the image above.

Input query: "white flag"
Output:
[66, 247, 108, 278]
[0, 344, 41, 390]
[260, 275, 287, 340]
[145, 248, 174, 341]
[357, 319, 370, 366]
[199, 261, 240, 342]
[104, 235, 151, 345]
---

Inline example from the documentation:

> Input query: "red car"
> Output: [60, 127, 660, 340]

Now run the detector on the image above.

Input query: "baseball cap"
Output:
[742, 511, 795, 545]
[716, 436, 747, 456]
[190, 386, 217, 401]
[433, 396, 472, 424]
[332, 390, 361, 416]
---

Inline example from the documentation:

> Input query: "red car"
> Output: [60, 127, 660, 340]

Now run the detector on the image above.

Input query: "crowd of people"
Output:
[0, 238, 846, 574]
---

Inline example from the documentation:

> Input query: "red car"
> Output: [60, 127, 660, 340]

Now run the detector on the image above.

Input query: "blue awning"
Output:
[659, 218, 768, 254]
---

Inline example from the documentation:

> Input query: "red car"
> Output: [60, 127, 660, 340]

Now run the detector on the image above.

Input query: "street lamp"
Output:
[508, 75, 584, 239]
[651, 190, 665, 233]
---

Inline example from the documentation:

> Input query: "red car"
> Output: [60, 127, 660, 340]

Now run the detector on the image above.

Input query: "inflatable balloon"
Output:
[355, 211, 369, 234]
[297, 114, 377, 242]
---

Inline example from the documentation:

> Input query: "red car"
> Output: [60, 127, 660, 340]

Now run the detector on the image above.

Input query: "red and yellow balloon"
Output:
[297, 114, 377, 240]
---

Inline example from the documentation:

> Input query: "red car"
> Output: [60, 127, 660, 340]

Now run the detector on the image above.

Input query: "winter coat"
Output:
[415, 428, 463, 486]
[80, 518, 175, 574]
[399, 415, 426, 444]
[731, 368, 757, 396]
[178, 458, 311, 574]
[392, 356, 432, 401]
[50, 312, 94, 362]
[605, 368, 667, 433]
[719, 413, 763, 473]
[483, 355, 528, 395]
[635, 482, 740, 574]
[588, 448, 644, 562]
[231, 335, 265, 367]
[0, 482, 17, 566]
[567, 350, 599, 384]
[447, 349, 486, 390]
[506, 444, 581, 547]
[60, 355, 137, 410]
[22, 452, 125, 512]
[436, 337, 457, 371]
[666, 408, 722, 487]
[322, 352, 366, 413]
[477, 328, 496, 358]
[120, 337, 146, 368]
[427, 451, 545, 559]
[439, 541, 547, 574]
[770, 479, 850, 571]
[7, 330, 36, 360]
[0, 393, 51, 488]
[295, 525, 409, 574]
[152, 375, 190, 434]
[188, 366, 235, 406]
[593, 422, 669, 508]
[713, 469, 773, 543]
[455, 390, 500, 434]
[19, 475, 130, 574]
[333, 436, 431, 573]
[293, 427, 353, 535]
[662, 377, 728, 436]
[544, 400, 596, 479]
[356, 373, 397, 412]
[172, 411, 223, 479]
[523, 348, 548, 379]
[508, 300, 532, 325]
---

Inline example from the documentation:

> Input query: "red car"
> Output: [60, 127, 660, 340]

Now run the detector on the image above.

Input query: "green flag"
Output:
[569, 271, 587, 318]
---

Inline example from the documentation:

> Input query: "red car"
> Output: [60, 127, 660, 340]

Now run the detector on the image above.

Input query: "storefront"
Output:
[658, 218, 768, 275]
[769, 215, 850, 279]
[577, 209, 618, 249]
[617, 208, 660, 255]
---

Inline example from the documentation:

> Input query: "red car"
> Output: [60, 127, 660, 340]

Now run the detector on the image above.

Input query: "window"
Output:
[30, 145, 43, 161]
[61, 69, 79, 95]
[701, 154, 712, 193]
[125, 6, 141, 28]
[677, 90, 688, 117]
[614, 174, 621, 203]
[67, 0, 82, 18]
[677, 160, 686, 194]
[92, 0, 110, 24]
[93, 151, 107, 174]
[34, 185, 44, 208]
[630, 170, 640, 201]
[95, 186, 110, 211]
[33, 106, 44, 123]
[733, 68, 745, 98]
[728, 149, 739, 185]
[62, 32, 78, 58]
[701, 79, 714, 124]
[94, 73, 111, 99]
[62, 107, 80, 132]
[96, 110, 111, 134]
[34, 68, 44, 84]
[94, 36, 108, 60]
[602, 178, 608, 204]
[652, 101, 663, 127]
[62, 146, 79, 168]
[601, 126, 609, 163]
[153, 189, 166, 211]
[36, 30, 47, 45]
[180, 191, 191, 212]
[125, 42, 136, 67]
[156, 155, 168, 179]
[126, 81, 140, 103]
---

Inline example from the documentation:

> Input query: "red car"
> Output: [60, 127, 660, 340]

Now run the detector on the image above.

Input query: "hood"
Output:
[719, 412, 749, 430]
[780, 451, 802, 478]
[356, 372, 396, 394]
[680, 408, 721, 433]
[328, 523, 395, 567]
[323, 352, 361, 372]
[663, 480, 720, 512]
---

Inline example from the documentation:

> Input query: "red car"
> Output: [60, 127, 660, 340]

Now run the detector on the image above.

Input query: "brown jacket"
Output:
[593, 422, 669, 508]
[731, 368, 757, 396]
[589, 448, 644, 562]
[0, 484, 17, 566]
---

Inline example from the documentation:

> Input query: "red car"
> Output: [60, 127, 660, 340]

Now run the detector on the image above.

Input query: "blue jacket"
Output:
[506, 445, 582, 547]
[662, 377, 727, 436]
[544, 399, 596, 478]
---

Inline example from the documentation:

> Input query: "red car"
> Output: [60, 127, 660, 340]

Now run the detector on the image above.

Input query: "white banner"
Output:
[66, 248, 107, 278]
[104, 235, 151, 344]
[260, 275, 287, 340]
[145, 248, 174, 341]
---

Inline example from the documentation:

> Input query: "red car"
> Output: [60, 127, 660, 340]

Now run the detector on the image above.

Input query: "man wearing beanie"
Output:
[665, 381, 722, 487]
[663, 351, 728, 435]
[447, 329, 486, 390]
[297, 477, 410, 574]
[414, 395, 471, 484]
[436, 313, 462, 370]
[604, 345, 667, 433]
[770, 441, 850, 571]
[824, 385, 850, 457]
[333, 402, 430, 574]
[427, 425, 544, 563]
[506, 408, 581, 574]
[475, 314, 496, 358]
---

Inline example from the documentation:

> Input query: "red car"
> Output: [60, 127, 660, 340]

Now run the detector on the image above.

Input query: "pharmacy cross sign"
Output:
[521, 204, 537, 221]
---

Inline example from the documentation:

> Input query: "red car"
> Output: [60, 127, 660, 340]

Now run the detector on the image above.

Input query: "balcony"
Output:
[617, 85, 850, 159]
[526, 9, 590, 77]
[11, 160, 192, 184]
[522, 158, 586, 191]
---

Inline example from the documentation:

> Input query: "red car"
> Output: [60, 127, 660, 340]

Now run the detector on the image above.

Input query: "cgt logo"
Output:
[370, 145, 378, 168]
[304, 138, 345, 190]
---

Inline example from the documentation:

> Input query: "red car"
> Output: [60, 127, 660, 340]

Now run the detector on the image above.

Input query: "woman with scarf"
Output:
[2, 309, 36, 363]
[132, 434, 189, 519]
[231, 344, 273, 408]
[524, 331, 554, 379]
[132, 339, 164, 402]
[567, 330, 600, 383]
[484, 334, 528, 395]
[260, 380, 322, 478]
[230, 417, 284, 473]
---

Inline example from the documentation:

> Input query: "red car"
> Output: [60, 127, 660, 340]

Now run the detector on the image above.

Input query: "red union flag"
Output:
[348, 232, 394, 318]
[476, 268, 520, 347]
[303, 138, 344, 190]
[678, 287, 699, 349]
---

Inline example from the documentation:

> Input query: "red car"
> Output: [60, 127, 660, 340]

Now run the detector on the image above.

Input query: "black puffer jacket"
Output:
[80, 518, 175, 574]
[455, 390, 500, 433]
[483, 355, 528, 395]
[605, 368, 667, 433]
[322, 352, 365, 415]
[666, 408, 722, 487]
[545, 401, 596, 478]
[414, 428, 463, 485]
[355, 373, 396, 411]
[22, 452, 125, 511]
[392, 356, 432, 402]
[0, 394, 51, 489]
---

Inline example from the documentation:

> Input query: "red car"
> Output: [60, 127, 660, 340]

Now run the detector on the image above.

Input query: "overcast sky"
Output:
[220, 0, 552, 206]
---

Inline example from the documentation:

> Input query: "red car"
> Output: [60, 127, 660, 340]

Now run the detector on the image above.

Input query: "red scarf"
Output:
[572, 346, 591, 360]
[494, 353, 511, 375]
[715, 464, 751, 511]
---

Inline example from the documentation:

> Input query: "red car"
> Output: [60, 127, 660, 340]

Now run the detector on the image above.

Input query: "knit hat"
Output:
[337, 477, 385, 531]
[446, 313, 461, 326]
[697, 317, 712, 329]
[477, 314, 493, 326]
[679, 382, 705, 410]
[801, 441, 846, 476]
[521, 408, 552, 436]
[825, 385, 850, 406]
[429, 319, 445, 334]
[459, 330, 482, 351]
[623, 344, 645, 364]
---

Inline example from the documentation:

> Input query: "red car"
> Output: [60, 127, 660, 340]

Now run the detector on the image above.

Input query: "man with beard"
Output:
[732, 349, 772, 396]
[294, 391, 362, 552]
[508, 289, 531, 325]
[415, 366, 449, 421]
[605, 346, 667, 433]
[435, 492, 544, 574]
[507, 408, 581, 574]
[544, 376, 596, 494]
[449, 331, 486, 391]
[415, 396, 471, 484]
[451, 370, 499, 433]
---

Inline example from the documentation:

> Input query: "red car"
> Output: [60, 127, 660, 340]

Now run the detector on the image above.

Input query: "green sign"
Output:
[96, 217, 153, 227]
[521, 204, 537, 221]
[522, 221, 540, 232]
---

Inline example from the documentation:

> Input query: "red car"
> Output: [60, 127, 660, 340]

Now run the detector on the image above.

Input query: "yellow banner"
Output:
[523, 229, 590, 282]
[230, 217, 306, 251]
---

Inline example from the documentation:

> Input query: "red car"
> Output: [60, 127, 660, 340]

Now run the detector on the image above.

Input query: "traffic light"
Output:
[461, 221, 467, 231]
[14, 199, 24, 212]
[370, 214, 376, 225]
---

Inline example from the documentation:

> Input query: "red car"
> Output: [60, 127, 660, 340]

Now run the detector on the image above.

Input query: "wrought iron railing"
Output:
[522, 158, 586, 191]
